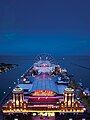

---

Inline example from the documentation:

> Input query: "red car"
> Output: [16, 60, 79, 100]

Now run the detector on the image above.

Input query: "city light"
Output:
[2, 55, 86, 119]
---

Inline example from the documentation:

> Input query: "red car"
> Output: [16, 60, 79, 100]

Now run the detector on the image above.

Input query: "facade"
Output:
[2, 56, 86, 119]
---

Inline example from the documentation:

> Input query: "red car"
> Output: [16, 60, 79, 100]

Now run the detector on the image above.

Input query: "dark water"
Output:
[0, 55, 90, 101]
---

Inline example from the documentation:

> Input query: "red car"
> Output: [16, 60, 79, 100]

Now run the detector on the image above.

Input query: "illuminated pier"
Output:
[2, 55, 86, 119]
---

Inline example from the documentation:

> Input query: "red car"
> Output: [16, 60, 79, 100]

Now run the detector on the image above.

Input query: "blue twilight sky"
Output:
[0, 0, 90, 56]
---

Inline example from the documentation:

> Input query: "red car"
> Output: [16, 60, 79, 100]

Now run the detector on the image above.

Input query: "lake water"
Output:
[0, 55, 90, 101]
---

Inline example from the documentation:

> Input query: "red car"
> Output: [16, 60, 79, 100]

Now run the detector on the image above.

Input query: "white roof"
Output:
[18, 84, 33, 91]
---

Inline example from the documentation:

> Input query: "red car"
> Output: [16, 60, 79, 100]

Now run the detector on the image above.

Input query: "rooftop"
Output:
[29, 78, 59, 94]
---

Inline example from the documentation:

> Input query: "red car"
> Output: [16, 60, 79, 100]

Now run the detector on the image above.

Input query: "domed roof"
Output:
[29, 77, 59, 94]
